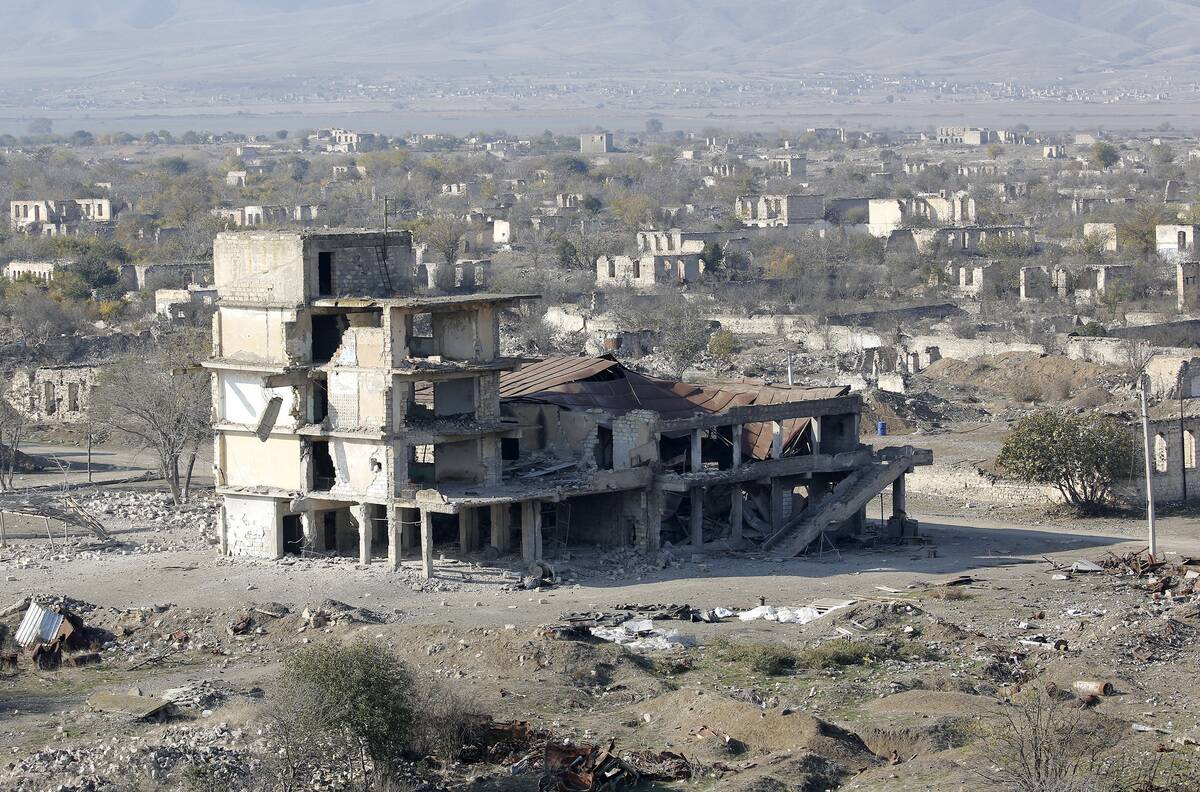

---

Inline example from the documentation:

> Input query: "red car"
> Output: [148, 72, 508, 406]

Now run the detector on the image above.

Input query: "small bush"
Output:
[716, 641, 800, 676]
[707, 327, 736, 363]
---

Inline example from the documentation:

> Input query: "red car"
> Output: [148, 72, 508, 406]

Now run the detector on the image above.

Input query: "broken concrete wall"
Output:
[217, 371, 301, 430]
[323, 438, 391, 501]
[222, 494, 284, 558]
[214, 306, 303, 364]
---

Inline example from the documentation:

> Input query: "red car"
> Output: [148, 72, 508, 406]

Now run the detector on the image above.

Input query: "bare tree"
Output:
[655, 296, 711, 379]
[977, 693, 1116, 792]
[1120, 340, 1155, 385]
[421, 211, 468, 265]
[0, 381, 29, 491]
[89, 334, 210, 505]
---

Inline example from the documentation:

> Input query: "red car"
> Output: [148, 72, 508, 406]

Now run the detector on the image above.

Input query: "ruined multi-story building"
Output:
[580, 133, 614, 155]
[735, 194, 825, 228]
[208, 230, 931, 575]
[867, 191, 976, 237]
[8, 198, 117, 236]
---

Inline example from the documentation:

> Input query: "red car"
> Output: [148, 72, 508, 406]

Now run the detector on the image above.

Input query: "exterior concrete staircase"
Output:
[762, 445, 929, 557]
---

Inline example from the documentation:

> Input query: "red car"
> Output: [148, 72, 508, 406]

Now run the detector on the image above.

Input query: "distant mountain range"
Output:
[3, 0, 1200, 86]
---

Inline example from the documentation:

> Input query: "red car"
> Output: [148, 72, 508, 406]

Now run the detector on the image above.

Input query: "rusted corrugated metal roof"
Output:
[15, 601, 64, 648]
[499, 356, 850, 460]
[499, 356, 623, 398]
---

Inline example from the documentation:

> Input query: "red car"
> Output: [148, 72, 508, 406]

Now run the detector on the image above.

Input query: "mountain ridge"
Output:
[2, 0, 1198, 85]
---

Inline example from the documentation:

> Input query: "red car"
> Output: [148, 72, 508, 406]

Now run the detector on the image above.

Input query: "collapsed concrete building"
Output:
[208, 230, 931, 575]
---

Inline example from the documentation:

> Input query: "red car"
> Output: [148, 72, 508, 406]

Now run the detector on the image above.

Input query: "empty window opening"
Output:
[312, 440, 336, 490]
[408, 312, 435, 358]
[1180, 231, 1189, 252]
[311, 377, 329, 423]
[501, 437, 520, 461]
[317, 251, 334, 296]
[1155, 434, 1169, 473]
[282, 514, 304, 556]
[410, 444, 435, 485]
[44, 383, 56, 414]
[1186, 430, 1197, 470]
[311, 314, 347, 363]
[433, 378, 476, 418]
[595, 425, 613, 469]
[67, 382, 79, 412]
[323, 511, 338, 552]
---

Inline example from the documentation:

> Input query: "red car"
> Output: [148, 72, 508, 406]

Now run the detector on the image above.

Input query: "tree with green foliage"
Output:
[271, 642, 417, 789]
[1091, 141, 1121, 170]
[997, 411, 1136, 513]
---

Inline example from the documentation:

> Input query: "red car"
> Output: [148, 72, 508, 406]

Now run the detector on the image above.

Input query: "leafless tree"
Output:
[421, 211, 468, 265]
[976, 693, 1116, 792]
[1120, 340, 1155, 385]
[89, 333, 210, 505]
[0, 380, 28, 491]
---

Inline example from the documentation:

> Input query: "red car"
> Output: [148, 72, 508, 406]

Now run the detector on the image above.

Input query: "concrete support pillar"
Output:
[892, 474, 907, 519]
[489, 503, 510, 552]
[387, 507, 402, 570]
[690, 487, 704, 548]
[401, 508, 418, 553]
[771, 421, 784, 459]
[811, 416, 822, 455]
[419, 509, 434, 579]
[730, 424, 743, 543]
[520, 500, 543, 562]
[730, 486, 743, 544]
[300, 510, 321, 553]
[769, 478, 785, 534]
[690, 429, 703, 473]
[350, 503, 370, 566]
[458, 507, 480, 553]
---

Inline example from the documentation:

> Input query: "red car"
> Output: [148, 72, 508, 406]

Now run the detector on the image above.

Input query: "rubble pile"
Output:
[1, 724, 260, 792]
[80, 489, 219, 544]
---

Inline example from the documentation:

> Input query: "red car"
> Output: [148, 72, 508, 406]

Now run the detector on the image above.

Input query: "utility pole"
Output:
[1139, 373, 1158, 559]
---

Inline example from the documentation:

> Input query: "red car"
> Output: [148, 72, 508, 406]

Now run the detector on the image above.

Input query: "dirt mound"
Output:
[861, 690, 997, 718]
[921, 352, 1115, 403]
[629, 688, 878, 771]
[859, 388, 986, 435]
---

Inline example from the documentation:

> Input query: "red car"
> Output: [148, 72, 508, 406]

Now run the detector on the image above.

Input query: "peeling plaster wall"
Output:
[433, 311, 479, 360]
[216, 307, 300, 363]
[220, 434, 303, 490]
[223, 494, 283, 558]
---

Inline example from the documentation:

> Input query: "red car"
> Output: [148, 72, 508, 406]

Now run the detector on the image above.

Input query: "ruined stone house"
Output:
[735, 194, 825, 228]
[1178, 261, 1200, 312]
[9, 198, 117, 236]
[580, 133, 613, 155]
[1157, 224, 1200, 263]
[3, 260, 64, 283]
[867, 191, 975, 237]
[208, 230, 931, 575]
[8, 366, 97, 424]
